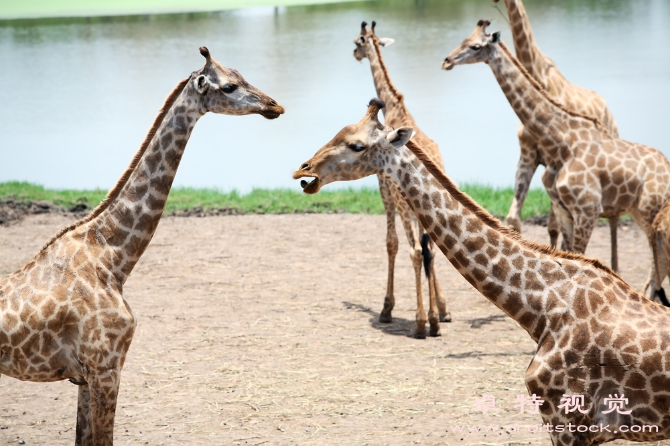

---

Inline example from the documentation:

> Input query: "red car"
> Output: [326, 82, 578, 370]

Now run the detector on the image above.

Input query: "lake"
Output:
[0, 0, 668, 192]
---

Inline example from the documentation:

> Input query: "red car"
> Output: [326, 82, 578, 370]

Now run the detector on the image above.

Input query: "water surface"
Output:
[0, 0, 668, 192]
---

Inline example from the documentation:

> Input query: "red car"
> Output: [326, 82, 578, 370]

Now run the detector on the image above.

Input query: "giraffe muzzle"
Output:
[442, 57, 454, 71]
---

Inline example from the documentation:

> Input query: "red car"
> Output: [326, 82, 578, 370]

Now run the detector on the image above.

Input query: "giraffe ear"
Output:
[491, 31, 501, 44]
[378, 37, 395, 47]
[386, 126, 414, 148]
[194, 74, 210, 94]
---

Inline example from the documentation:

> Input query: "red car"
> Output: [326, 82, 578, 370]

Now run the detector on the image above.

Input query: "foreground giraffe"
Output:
[353, 21, 450, 337]
[0, 47, 284, 445]
[493, 0, 620, 271]
[294, 99, 670, 445]
[442, 22, 670, 298]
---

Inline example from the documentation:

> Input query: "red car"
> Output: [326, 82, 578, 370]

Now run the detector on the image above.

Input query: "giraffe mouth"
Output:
[292, 172, 320, 194]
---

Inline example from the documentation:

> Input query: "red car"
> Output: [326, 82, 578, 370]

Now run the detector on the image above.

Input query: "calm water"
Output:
[0, 0, 669, 192]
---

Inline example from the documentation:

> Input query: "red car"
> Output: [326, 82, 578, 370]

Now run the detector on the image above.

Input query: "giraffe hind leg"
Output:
[421, 233, 451, 330]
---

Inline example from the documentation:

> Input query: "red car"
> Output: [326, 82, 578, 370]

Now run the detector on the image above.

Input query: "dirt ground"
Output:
[0, 214, 667, 446]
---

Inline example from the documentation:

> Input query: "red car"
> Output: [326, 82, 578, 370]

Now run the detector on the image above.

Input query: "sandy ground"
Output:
[0, 214, 666, 446]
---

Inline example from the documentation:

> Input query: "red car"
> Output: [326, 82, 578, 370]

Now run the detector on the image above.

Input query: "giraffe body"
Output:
[353, 21, 449, 337]
[442, 23, 670, 298]
[0, 47, 283, 445]
[497, 0, 620, 269]
[294, 99, 670, 445]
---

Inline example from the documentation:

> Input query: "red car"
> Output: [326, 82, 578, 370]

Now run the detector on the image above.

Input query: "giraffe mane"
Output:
[404, 138, 620, 277]
[498, 41, 607, 133]
[370, 35, 404, 103]
[39, 76, 192, 252]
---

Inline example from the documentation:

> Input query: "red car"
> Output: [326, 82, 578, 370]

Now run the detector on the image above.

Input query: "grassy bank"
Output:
[0, 181, 551, 218]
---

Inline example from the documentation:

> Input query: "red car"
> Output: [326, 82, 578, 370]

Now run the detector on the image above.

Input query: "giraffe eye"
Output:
[471, 44, 482, 51]
[221, 84, 238, 94]
[348, 143, 366, 152]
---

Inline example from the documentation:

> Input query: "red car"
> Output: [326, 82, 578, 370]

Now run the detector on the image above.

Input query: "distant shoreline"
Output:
[0, 0, 360, 22]
[0, 181, 551, 225]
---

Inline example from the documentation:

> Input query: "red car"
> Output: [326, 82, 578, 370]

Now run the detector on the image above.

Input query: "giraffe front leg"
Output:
[505, 125, 540, 233]
[87, 368, 121, 446]
[420, 234, 441, 336]
[568, 209, 599, 255]
[422, 233, 451, 325]
[76, 384, 93, 446]
[378, 177, 398, 323]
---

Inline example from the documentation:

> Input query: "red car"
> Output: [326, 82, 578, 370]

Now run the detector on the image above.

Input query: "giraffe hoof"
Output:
[379, 312, 393, 323]
[429, 326, 441, 337]
[440, 312, 452, 323]
[414, 331, 427, 340]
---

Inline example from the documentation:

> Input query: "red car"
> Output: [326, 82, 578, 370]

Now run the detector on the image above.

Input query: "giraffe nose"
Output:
[300, 163, 311, 171]
[444, 57, 450, 63]
[269, 99, 277, 106]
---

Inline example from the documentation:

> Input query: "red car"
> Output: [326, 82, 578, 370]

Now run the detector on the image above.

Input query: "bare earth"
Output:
[0, 214, 666, 446]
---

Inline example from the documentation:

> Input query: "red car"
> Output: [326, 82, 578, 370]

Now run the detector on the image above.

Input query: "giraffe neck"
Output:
[378, 140, 614, 342]
[365, 39, 413, 124]
[488, 42, 600, 147]
[504, 0, 547, 86]
[89, 84, 204, 282]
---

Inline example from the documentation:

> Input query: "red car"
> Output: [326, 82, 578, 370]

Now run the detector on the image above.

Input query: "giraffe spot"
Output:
[430, 191, 442, 208]
[501, 292, 523, 317]
[571, 322, 590, 350]
[492, 258, 510, 282]
[638, 351, 661, 379]
[640, 338, 658, 353]
[447, 214, 463, 236]
[150, 174, 173, 196]
[481, 281, 503, 300]
[432, 226, 442, 238]
[516, 311, 535, 331]
[511, 256, 524, 270]
[408, 186, 419, 197]
[443, 234, 457, 250]
[625, 372, 648, 390]
[453, 249, 470, 269]
[465, 218, 483, 234]
[463, 236, 486, 253]
[524, 270, 543, 291]
[485, 247, 498, 259]
[531, 317, 546, 340]
[474, 254, 488, 267]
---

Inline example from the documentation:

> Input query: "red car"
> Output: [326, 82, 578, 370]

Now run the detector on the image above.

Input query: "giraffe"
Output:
[441, 21, 670, 301]
[353, 20, 450, 338]
[494, 0, 621, 272]
[0, 47, 284, 446]
[293, 98, 670, 445]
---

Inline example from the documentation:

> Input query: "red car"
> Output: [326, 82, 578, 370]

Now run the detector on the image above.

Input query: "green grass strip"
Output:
[0, 181, 552, 218]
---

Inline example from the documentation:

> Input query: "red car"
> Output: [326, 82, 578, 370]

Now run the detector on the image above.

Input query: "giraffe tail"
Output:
[421, 233, 433, 279]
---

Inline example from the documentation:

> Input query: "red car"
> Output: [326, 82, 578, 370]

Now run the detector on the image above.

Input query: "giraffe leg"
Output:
[547, 204, 561, 248]
[608, 216, 619, 273]
[505, 125, 541, 233]
[87, 369, 121, 446]
[421, 234, 443, 336]
[569, 208, 599, 255]
[378, 176, 398, 323]
[75, 384, 93, 446]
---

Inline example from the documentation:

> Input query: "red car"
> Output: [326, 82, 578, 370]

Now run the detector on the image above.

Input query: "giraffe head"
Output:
[441, 20, 501, 71]
[353, 21, 395, 61]
[191, 47, 285, 119]
[293, 99, 413, 194]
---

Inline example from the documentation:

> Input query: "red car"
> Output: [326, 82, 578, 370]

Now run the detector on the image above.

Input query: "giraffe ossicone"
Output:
[0, 47, 283, 446]
[294, 99, 670, 445]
